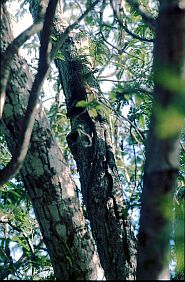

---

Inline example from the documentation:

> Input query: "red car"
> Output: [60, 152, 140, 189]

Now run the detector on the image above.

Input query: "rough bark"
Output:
[136, 1, 185, 280]
[1, 3, 103, 280]
[28, 4, 137, 280]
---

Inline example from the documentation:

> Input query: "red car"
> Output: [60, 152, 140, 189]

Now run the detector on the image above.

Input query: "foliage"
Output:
[0, 175, 54, 279]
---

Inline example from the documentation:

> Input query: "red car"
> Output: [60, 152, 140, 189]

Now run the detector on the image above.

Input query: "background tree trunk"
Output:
[174, 186, 185, 280]
[1, 3, 103, 280]
[136, 1, 185, 280]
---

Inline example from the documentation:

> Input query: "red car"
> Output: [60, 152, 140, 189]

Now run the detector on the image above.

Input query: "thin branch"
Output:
[41, 96, 56, 104]
[115, 87, 153, 96]
[0, 142, 12, 157]
[0, 0, 59, 187]
[73, 0, 83, 14]
[0, 2, 47, 119]
[98, 76, 135, 83]
[99, 96, 145, 142]
[123, 21, 154, 43]
[99, 30, 120, 52]
[130, 125, 138, 192]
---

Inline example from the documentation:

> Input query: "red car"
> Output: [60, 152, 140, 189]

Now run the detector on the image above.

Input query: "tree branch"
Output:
[123, 21, 154, 43]
[0, 1, 48, 118]
[116, 87, 153, 96]
[0, 0, 59, 187]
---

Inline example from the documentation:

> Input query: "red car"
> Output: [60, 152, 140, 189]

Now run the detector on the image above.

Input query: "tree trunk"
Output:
[56, 51, 137, 280]
[1, 3, 103, 280]
[136, 1, 185, 280]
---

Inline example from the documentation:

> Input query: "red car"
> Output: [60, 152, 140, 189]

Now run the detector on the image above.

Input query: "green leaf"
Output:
[76, 100, 88, 107]
[55, 52, 65, 61]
